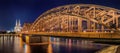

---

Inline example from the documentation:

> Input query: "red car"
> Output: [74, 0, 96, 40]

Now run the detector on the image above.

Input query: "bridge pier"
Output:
[26, 35, 30, 44]
[19, 34, 22, 37]
[21, 35, 50, 44]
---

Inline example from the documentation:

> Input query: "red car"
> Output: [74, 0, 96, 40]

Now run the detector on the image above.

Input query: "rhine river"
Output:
[0, 36, 119, 53]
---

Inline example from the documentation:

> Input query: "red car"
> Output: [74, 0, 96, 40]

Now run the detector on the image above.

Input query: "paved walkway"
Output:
[96, 45, 119, 53]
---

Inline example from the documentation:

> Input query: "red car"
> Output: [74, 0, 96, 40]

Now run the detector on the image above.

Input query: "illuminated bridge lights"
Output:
[22, 4, 120, 33]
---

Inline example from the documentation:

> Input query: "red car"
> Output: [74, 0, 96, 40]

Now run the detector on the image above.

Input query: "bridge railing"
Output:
[82, 29, 115, 33]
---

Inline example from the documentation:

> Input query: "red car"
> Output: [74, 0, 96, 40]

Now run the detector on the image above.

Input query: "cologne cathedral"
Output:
[14, 19, 22, 32]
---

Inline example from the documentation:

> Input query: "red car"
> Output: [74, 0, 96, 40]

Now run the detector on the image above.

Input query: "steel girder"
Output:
[28, 4, 120, 32]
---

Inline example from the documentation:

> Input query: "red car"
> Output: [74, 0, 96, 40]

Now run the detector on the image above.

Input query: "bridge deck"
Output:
[22, 32, 120, 39]
[0, 34, 19, 36]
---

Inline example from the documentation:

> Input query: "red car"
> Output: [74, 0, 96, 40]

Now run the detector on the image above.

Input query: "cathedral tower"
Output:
[14, 19, 22, 32]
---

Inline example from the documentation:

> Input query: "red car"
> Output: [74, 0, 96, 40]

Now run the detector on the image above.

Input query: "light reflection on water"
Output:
[0, 36, 110, 53]
[51, 37, 109, 53]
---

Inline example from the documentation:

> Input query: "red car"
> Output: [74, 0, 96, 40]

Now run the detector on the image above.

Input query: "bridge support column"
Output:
[19, 34, 22, 37]
[93, 23, 96, 32]
[112, 11, 115, 24]
[102, 26, 104, 32]
[87, 20, 91, 31]
[71, 17, 74, 32]
[93, 7, 96, 32]
[48, 37, 51, 44]
[116, 17, 118, 28]
[78, 18, 82, 32]
[25, 35, 30, 44]
[68, 17, 71, 32]
[101, 16, 104, 32]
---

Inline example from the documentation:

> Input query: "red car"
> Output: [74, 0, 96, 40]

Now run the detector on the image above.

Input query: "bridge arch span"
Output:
[28, 4, 120, 32]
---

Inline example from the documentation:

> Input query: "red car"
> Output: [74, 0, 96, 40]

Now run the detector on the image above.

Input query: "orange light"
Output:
[26, 36, 29, 44]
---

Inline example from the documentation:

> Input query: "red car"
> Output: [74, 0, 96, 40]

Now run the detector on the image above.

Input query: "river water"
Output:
[0, 36, 113, 53]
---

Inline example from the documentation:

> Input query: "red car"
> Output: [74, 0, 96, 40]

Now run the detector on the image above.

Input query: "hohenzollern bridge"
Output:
[21, 4, 120, 39]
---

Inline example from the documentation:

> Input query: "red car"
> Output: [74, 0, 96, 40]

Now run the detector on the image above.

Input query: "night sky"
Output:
[0, 0, 120, 30]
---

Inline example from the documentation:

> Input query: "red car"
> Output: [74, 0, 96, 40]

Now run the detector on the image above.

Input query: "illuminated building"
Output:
[14, 19, 22, 32]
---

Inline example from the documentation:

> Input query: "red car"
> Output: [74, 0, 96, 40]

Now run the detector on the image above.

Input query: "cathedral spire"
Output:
[16, 19, 17, 26]
[14, 19, 22, 32]
[18, 19, 21, 26]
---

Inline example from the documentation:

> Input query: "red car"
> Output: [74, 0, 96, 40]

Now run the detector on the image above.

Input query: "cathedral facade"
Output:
[14, 19, 22, 32]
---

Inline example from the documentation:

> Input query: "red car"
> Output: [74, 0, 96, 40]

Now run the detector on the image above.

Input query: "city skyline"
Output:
[0, 0, 120, 30]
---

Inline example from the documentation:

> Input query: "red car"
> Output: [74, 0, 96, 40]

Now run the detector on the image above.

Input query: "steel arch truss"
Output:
[30, 4, 120, 32]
